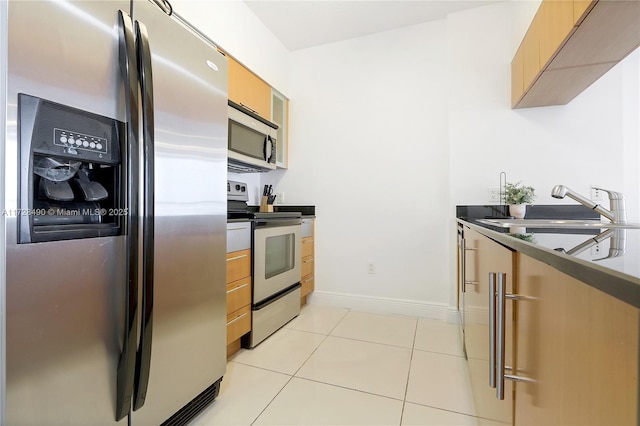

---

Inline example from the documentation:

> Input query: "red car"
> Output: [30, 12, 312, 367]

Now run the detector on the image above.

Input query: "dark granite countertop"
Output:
[274, 205, 315, 218]
[457, 205, 640, 309]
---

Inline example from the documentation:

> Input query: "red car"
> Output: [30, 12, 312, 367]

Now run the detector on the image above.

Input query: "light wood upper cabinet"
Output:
[538, 0, 574, 70]
[522, 16, 541, 95]
[271, 89, 289, 169]
[511, 0, 640, 109]
[514, 253, 639, 425]
[573, 0, 594, 25]
[511, 44, 525, 108]
[228, 56, 272, 120]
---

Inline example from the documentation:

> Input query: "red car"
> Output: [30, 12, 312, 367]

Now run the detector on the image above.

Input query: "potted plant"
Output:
[504, 181, 535, 219]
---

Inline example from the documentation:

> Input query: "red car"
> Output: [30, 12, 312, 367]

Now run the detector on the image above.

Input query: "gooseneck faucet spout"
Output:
[551, 185, 627, 224]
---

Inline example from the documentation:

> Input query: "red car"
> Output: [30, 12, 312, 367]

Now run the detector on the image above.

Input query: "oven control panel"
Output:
[227, 180, 248, 202]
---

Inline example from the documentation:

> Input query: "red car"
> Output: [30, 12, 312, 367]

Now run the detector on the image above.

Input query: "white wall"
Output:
[172, 0, 291, 95]
[269, 20, 453, 318]
[266, 1, 640, 317]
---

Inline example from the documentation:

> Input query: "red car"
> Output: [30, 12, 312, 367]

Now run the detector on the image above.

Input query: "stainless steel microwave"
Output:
[228, 103, 278, 173]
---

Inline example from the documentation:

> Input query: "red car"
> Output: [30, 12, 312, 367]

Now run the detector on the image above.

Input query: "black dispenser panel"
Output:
[18, 94, 126, 243]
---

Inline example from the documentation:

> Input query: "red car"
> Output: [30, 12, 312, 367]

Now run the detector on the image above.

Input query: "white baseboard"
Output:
[307, 290, 461, 324]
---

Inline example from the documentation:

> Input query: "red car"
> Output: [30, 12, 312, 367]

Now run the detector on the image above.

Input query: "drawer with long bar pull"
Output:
[226, 249, 251, 283]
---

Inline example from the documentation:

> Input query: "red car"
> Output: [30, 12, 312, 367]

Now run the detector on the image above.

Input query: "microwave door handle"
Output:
[265, 135, 274, 163]
[263, 136, 270, 162]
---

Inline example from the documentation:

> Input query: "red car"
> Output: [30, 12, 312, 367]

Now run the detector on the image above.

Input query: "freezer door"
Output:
[5, 1, 130, 424]
[129, 2, 228, 425]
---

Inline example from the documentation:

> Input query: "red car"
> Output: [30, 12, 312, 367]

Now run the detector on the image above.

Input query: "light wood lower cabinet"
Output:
[226, 304, 251, 346]
[459, 225, 639, 424]
[226, 249, 250, 284]
[226, 249, 251, 357]
[462, 227, 514, 425]
[300, 219, 315, 304]
[226, 276, 251, 315]
[514, 253, 639, 425]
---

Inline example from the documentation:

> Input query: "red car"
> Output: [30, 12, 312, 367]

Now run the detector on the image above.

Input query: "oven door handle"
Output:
[254, 218, 301, 228]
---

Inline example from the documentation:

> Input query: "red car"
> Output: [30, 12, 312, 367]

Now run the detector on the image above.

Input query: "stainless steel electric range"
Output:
[228, 181, 302, 347]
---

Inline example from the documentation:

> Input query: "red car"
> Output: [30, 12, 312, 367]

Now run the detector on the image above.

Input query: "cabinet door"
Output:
[515, 254, 639, 425]
[226, 249, 251, 283]
[463, 228, 514, 424]
[228, 56, 271, 119]
[300, 220, 315, 300]
[538, 0, 575, 69]
[271, 89, 288, 168]
[573, 0, 595, 25]
[522, 14, 541, 94]
[511, 44, 525, 108]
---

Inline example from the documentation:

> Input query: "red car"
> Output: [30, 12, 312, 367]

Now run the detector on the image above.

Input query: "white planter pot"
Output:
[509, 204, 527, 219]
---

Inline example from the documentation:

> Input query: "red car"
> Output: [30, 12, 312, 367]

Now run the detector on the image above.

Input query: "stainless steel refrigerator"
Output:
[2, 1, 228, 424]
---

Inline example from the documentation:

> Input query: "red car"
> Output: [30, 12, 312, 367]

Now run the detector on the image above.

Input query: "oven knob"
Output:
[241, 186, 246, 192]
[235, 184, 240, 190]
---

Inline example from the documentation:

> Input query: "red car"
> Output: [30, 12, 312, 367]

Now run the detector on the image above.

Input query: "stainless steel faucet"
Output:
[551, 185, 627, 224]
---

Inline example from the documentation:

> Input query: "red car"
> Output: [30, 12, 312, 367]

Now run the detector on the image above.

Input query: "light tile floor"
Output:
[191, 304, 503, 426]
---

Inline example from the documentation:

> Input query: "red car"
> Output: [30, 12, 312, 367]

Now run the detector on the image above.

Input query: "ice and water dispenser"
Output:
[18, 94, 126, 243]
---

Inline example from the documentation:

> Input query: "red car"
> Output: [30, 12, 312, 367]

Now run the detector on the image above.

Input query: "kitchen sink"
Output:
[477, 218, 640, 229]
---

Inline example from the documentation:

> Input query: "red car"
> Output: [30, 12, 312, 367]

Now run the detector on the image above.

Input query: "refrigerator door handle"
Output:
[133, 18, 156, 412]
[116, 9, 140, 422]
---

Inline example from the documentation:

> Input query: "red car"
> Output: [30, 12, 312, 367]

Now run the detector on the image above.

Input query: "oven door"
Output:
[253, 222, 301, 304]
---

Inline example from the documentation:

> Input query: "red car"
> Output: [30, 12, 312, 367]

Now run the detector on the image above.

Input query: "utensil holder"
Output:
[259, 196, 273, 213]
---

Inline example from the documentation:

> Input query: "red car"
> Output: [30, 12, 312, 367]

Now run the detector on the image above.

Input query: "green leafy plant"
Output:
[504, 181, 536, 205]
[508, 233, 537, 244]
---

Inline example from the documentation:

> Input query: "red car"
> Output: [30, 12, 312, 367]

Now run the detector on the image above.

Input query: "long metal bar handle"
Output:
[133, 19, 155, 412]
[495, 273, 535, 399]
[489, 272, 497, 389]
[116, 10, 140, 422]
[460, 234, 466, 293]
[496, 273, 507, 400]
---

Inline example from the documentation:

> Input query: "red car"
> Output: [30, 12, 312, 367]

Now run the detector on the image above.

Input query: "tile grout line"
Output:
[248, 371, 296, 426]
[399, 317, 419, 426]
[248, 307, 352, 425]
[294, 375, 409, 403]
[288, 307, 351, 377]
[326, 333, 415, 350]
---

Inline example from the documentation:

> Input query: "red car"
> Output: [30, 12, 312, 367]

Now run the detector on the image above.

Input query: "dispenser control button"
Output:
[54, 128, 108, 154]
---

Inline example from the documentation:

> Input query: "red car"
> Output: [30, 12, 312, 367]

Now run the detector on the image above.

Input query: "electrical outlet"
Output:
[276, 192, 284, 204]
[367, 262, 376, 274]
[489, 188, 501, 202]
[590, 185, 604, 202]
